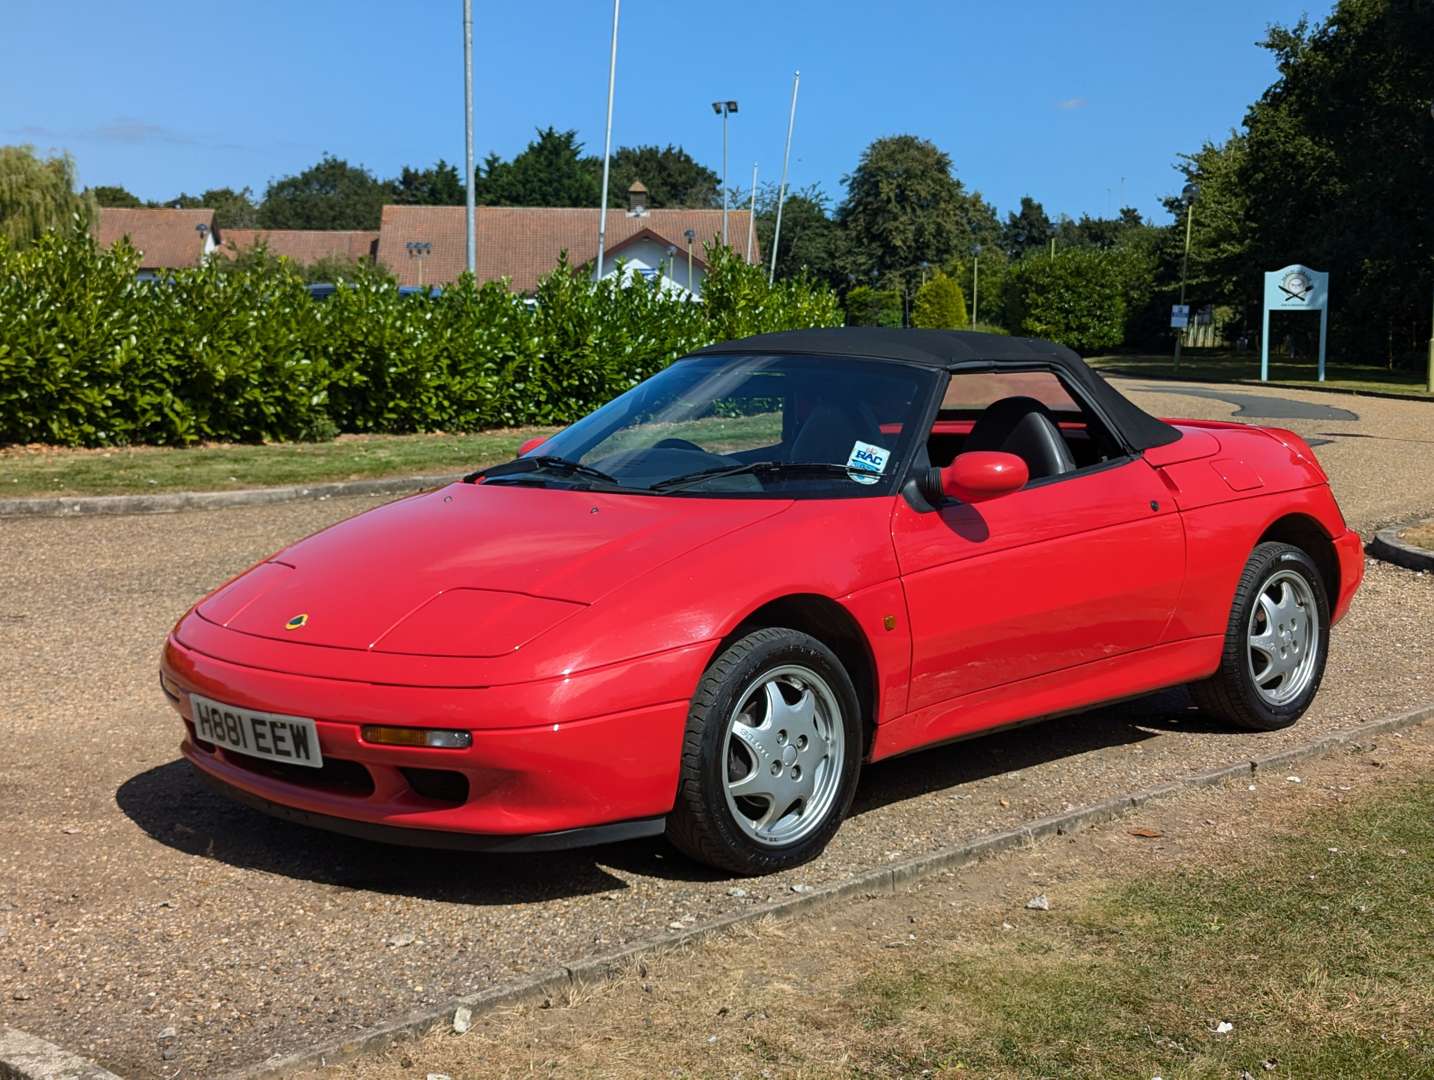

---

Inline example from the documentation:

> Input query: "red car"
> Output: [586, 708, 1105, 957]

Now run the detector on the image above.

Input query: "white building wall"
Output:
[598, 235, 703, 299]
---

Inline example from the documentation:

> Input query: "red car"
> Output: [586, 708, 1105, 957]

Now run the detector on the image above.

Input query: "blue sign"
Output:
[1261, 264, 1330, 382]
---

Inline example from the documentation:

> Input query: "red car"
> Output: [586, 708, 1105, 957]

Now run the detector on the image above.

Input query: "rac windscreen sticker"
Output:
[845, 440, 891, 484]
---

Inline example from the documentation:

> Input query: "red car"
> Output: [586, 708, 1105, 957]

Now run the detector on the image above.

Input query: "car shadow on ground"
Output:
[848, 685, 1218, 817]
[116, 686, 1233, 901]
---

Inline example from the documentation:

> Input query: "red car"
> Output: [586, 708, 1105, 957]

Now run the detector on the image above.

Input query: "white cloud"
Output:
[1057, 97, 1089, 111]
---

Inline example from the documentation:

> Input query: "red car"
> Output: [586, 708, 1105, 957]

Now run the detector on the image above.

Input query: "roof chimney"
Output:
[627, 180, 648, 216]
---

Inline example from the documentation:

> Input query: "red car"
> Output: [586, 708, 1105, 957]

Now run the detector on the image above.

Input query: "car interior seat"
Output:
[790, 400, 881, 464]
[964, 395, 1077, 480]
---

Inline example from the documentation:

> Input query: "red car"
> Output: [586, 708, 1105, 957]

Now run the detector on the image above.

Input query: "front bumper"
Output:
[1332, 528, 1364, 625]
[161, 634, 698, 841]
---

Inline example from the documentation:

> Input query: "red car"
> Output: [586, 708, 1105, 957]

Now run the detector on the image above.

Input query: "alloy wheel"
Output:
[721, 665, 846, 847]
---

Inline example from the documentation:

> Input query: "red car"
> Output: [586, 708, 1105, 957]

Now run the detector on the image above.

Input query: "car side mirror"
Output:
[939, 451, 1029, 503]
[516, 435, 548, 457]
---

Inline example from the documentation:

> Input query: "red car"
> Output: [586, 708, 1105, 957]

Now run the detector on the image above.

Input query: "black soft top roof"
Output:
[690, 327, 1181, 451]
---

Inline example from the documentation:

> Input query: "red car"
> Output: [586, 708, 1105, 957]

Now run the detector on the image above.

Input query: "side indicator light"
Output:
[361, 726, 472, 749]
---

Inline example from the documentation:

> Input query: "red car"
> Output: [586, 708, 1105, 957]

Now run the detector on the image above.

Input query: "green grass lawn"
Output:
[1089, 350, 1434, 397]
[0, 428, 557, 499]
[853, 779, 1434, 1078]
[0, 412, 796, 500]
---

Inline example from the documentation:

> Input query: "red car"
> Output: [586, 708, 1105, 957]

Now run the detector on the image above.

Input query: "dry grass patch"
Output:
[329, 739, 1434, 1080]
[1400, 520, 1434, 551]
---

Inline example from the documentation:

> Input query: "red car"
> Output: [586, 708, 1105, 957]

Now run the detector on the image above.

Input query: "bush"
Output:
[1003, 248, 1126, 353]
[844, 285, 902, 327]
[910, 271, 968, 329]
[0, 228, 841, 446]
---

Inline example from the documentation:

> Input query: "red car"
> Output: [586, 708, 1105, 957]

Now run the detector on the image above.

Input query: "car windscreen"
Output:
[502, 353, 938, 498]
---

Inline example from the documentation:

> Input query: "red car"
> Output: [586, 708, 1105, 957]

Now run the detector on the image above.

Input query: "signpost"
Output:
[1170, 304, 1190, 329]
[1261, 264, 1330, 382]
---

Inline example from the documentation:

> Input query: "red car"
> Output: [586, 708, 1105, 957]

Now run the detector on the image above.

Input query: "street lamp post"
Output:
[1427, 103, 1434, 393]
[405, 240, 432, 287]
[1427, 272, 1433, 394]
[972, 244, 981, 327]
[712, 101, 738, 246]
[1173, 181, 1199, 371]
[683, 227, 696, 296]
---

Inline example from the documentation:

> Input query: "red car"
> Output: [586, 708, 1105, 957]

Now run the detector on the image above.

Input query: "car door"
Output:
[891, 386, 1185, 715]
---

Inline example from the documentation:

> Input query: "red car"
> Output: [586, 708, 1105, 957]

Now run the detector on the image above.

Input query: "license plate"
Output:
[190, 694, 324, 769]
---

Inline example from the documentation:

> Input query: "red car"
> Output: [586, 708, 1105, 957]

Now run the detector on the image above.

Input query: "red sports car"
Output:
[160, 329, 1363, 874]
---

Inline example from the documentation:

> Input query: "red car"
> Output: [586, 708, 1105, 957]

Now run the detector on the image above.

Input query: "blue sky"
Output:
[5, 0, 1331, 225]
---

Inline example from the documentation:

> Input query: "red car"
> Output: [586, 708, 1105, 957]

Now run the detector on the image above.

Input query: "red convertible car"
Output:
[160, 329, 1363, 874]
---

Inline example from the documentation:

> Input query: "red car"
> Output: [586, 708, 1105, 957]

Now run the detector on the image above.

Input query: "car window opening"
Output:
[926, 370, 1127, 484]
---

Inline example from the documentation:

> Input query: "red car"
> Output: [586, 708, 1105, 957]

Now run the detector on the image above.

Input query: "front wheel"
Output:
[666, 628, 862, 875]
[1191, 541, 1330, 731]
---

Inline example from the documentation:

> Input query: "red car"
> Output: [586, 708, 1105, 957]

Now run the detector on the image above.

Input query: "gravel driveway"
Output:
[2, 382, 1431, 1078]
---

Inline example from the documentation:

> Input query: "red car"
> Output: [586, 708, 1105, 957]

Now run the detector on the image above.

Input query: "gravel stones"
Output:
[4, 382, 1434, 1077]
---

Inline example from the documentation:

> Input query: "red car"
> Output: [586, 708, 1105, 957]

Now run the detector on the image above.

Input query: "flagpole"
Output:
[745, 162, 758, 263]
[594, 0, 620, 281]
[769, 70, 799, 284]
[462, 0, 475, 274]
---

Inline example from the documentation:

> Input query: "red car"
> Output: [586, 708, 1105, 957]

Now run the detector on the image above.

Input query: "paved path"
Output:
[1115, 376, 1434, 531]
[2, 383, 1432, 1077]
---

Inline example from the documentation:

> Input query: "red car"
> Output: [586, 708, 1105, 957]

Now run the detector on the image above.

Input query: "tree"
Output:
[258, 155, 394, 229]
[166, 186, 259, 228]
[1232, 0, 1434, 364]
[477, 128, 598, 207]
[1004, 248, 1126, 352]
[752, 183, 838, 283]
[911, 270, 969, 329]
[89, 184, 143, 208]
[0, 145, 95, 246]
[394, 160, 465, 205]
[1003, 196, 1054, 257]
[1052, 210, 1146, 251]
[600, 145, 719, 208]
[835, 135, 978, 290]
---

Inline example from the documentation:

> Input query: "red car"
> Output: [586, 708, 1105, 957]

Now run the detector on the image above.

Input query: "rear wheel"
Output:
[1191, 541, 1329, 731]
[666, 628, 861, 875]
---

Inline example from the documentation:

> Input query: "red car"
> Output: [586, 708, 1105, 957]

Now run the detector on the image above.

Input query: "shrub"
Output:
[0, 223, 144, 445]
[910, 271, 968, 329]
[1003, 248, 1126, 353]
[0, 229, 841, 447]
[844, 285, 902, 327]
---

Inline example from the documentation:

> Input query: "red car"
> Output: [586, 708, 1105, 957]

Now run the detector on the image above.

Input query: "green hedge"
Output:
[0, 224, 840, 447]
[1003, 248, 1127, 354]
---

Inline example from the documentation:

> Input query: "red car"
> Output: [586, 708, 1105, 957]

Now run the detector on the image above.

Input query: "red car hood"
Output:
[197, 482, 790, 657]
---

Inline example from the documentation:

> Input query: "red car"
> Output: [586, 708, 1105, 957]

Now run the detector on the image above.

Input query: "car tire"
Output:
[1190, 541, 1330, 732]
[666, 627, 862, 875]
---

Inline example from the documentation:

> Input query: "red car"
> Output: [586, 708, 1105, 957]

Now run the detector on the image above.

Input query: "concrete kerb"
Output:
[1368, 527, 1434, 573]
[0, 1028, 123, 1080]
[0, 474, 466, 519]
[100, 701, 1427, 1079]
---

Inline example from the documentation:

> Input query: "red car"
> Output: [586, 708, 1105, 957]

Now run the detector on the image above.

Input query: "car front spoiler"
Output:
[195, 767, 668, 853]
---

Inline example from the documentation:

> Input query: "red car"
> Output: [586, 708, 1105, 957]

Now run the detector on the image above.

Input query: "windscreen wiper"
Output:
[466, 455, 624, 487]
[650, 460, 859, 492]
